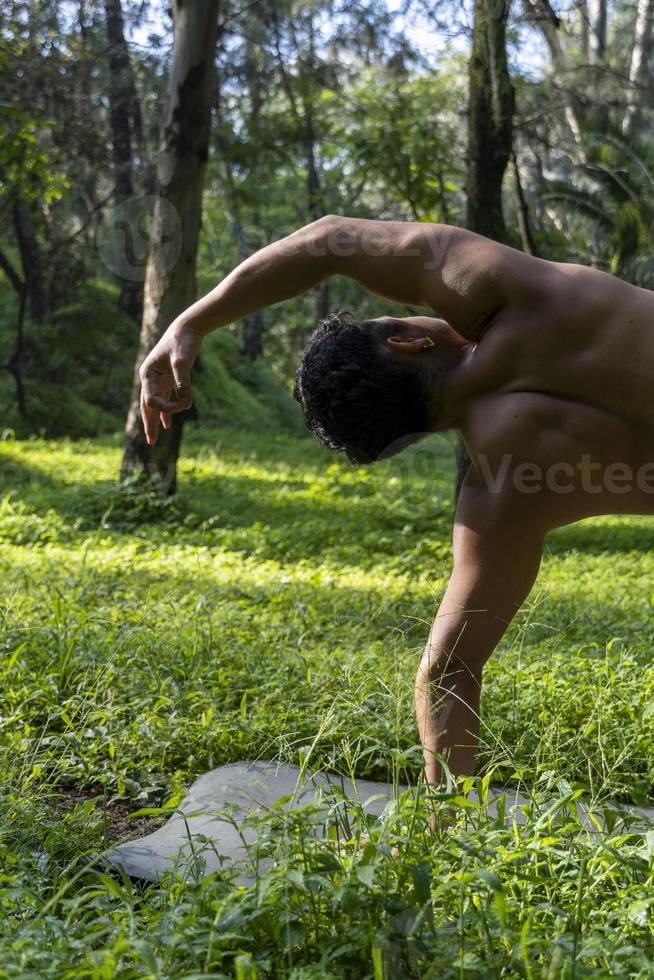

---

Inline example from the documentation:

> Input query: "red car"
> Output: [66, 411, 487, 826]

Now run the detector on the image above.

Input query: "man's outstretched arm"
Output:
[139, 215, 541, 442]
[139, 215, 338, 443]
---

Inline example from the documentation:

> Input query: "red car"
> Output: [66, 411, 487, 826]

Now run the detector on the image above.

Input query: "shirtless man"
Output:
[139, 215, 654, 792]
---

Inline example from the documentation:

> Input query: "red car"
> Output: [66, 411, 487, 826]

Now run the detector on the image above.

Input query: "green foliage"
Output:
[0, 278, 137, 436]
[1, 783, 652, 977]
[0, 429, 652, 975]
[343, 66, 466, 223]
[196, 329, 305, 435]
[542, 130, 654, 283]
[0, 105, 70, 207]
[0, 279, 302, 439]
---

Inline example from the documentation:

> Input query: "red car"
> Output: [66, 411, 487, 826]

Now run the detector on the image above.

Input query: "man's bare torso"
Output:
[444, 257, 654, 526]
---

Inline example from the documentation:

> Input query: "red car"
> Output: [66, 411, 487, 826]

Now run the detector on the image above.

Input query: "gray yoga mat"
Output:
[105, 760, 654, 883]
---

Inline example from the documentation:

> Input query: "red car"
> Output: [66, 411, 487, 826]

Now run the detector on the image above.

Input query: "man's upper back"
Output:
[454, 258, 654, 524]
[328, 219, 654, 418]
[466, 259, 654, 421]
[327, 217, 654, 512]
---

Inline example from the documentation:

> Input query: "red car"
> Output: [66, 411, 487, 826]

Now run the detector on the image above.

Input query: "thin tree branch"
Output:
[0, 248, 25, 295]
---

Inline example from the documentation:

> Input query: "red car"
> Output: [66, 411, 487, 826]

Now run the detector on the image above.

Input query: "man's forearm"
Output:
[175, 216, 336, 337]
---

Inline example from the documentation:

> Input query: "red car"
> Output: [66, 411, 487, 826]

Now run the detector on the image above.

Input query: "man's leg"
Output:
[415, 648, 483, 791]
[415, 491, 543, 817]
[454, 435, 472, 505]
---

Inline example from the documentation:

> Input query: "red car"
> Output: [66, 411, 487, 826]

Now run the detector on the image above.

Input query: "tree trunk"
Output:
[436, 160, 450, 223]
[303, 16, 329, 324]
[240, 38, 266, 358]
[121, 0, 220, 493]
[267, 4, 328, 322]
[2, 285, 27, 418]
[623, 0, 654, 136]
[465, 0, 515, 241]
[103, 0, 145, 319]
[242, 310, 265, 360]
[579, 0, 590, 59]
[0, 248, 24, 296]
[304, 120, 330, 322]
[226, 192, 265, 360]
[13, 199, 47, 322]
[216, 98, 265, 361]
[0, 253, 27, 418]
[459, 0, 515, 501]
[511, 151, 538, 256]
[588, 0, 607, 63]
[522, 0, 584, 142]
[104, 0, 134, 202]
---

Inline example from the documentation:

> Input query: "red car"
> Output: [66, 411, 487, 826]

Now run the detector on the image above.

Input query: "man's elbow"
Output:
[304, 214, 350, 276]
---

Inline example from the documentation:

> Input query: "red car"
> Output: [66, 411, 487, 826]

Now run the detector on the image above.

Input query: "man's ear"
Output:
[386, 335, 433, 354]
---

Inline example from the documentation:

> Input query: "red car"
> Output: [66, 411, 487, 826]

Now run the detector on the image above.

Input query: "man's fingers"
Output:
[139, 346, 195, 444]
[158, 384, 172, 430]
[170, 358, 193, 409]
[141, 390, 161, 445]
[141, 374, 183, 414]
[140, 372, 190, 444]
[142, 381, 191, 413]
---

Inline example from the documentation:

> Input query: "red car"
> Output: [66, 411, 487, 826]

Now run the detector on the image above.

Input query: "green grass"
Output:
[0, 427, 652, 977]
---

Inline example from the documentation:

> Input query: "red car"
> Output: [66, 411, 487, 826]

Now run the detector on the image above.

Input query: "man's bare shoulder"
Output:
[325, 215, 654, 338]
[548, 260, 628, 300]
[414, 227, 582, 331]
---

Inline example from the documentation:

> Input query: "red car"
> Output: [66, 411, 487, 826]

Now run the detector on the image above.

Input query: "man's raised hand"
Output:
[139, 322, 202, 445]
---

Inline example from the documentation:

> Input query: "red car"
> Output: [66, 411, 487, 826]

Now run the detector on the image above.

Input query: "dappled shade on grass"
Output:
[0, 428, 653, 976]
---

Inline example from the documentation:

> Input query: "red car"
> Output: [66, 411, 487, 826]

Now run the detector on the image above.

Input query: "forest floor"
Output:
[0, 427, 652, 977]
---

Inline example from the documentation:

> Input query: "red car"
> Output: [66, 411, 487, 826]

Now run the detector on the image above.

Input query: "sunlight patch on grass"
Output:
[0, 429, 653, 976]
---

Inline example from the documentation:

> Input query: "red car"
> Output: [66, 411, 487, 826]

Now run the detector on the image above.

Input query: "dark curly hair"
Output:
[293, 312, 435, 464]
